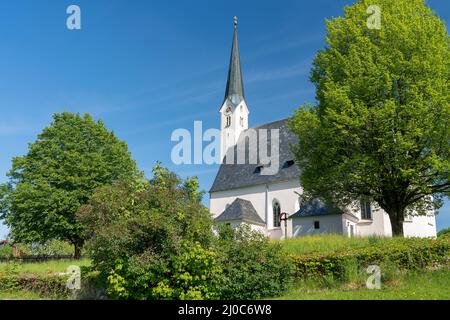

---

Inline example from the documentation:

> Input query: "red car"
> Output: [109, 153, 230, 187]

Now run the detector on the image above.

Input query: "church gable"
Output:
[215, 198, 265, 226]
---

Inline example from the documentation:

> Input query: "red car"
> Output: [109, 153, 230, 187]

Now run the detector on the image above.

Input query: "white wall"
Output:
[291, 214, 343, 237]
[353, 204, 437, 238]
[213, 221, 267, 236]
[210, 179, 302, 240]
[210, 184, 266, 222]
[400, 214, 436, 238]
[211, 182, 437, 239]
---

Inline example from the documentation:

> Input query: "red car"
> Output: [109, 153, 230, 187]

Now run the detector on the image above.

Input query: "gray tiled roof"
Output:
[215, 198, 265, 226]
[210, 119, 300, 192]
[289, 199, 342, 218]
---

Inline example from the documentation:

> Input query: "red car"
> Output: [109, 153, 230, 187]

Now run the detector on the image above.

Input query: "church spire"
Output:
[224, 16, 245, 106]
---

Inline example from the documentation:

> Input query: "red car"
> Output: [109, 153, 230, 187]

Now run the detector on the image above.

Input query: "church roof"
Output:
[215, 198, 266, 226]
[210, 118, 300, 192]
[289, 199, 343, 218]
[223, 17, 245, 106]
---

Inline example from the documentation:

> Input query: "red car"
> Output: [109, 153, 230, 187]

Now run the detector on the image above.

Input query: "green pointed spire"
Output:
[224, 16, 245, 106]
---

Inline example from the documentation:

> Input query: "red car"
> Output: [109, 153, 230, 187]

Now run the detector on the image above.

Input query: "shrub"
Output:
[292, 237, 450, 280]
[215, 224, 295, 300]
[152, 241, 222, 300]
[79, 164, 216, 300]
[438, 228, 450, 239]
[0, 244, 13, 258]
[0, 262, 70, 298]
[27, 240, 74, 257]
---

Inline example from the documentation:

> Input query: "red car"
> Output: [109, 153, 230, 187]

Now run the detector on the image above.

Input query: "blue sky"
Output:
[0, 0, 449, 238]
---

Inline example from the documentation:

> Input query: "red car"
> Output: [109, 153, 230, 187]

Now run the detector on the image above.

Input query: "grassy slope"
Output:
[278, 235, 450, 300]
[276, 269, 450, 300]
[0, 290, 44, 300]
[0, 258, 90, 275]
[281, 234, 403, 255]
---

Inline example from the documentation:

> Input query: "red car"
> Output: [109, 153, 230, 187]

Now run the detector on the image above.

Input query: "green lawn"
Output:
[281, 234, 404, 255]
[276, 268, 450, 300]
[0, 258, 90, 275]
[0, 290, 44, 300]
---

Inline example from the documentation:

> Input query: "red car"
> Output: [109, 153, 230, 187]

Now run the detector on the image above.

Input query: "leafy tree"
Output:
[289, 0, 449, 235]
[0, 112, 138, 258]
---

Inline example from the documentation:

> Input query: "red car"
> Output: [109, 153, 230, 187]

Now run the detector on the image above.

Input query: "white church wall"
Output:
[291, 214, 343, 237]
[267, 180, 302, 225]
[353, 203, 437, 238]
[355, 212, 389, 237]
[210, 179, 302, 240]
[402, 214, 436, 238]
[210, 184, 266, 222]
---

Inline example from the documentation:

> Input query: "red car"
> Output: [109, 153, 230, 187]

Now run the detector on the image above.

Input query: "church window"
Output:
[273, 200, 281, 228]
[226, 116, 231, 127]
[360, 201, 372, 220]
[240, 117, 244, 127]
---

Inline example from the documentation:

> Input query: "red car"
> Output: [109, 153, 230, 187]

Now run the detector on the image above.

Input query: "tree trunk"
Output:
[387, 209, 405, 237]
[73, 241, 83, 259]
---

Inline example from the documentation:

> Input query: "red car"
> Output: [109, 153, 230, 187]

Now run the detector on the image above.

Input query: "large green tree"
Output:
[289, 0, 449, 236]
[0, 112, 138, 257]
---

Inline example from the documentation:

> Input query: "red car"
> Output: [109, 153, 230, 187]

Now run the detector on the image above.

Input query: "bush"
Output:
[0, 262, 70, 298]
[80, 164, 296, 300]
[215, 225, 295, 300]
[292, 237, 450, 280]
[438, 228, 450, 239]
[27, 240, 74, 257]
[79, 164, 216, 300]
[0, 244, 13, 258]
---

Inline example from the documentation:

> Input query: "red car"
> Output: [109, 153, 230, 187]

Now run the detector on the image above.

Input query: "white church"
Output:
[209, 18, 437, 239]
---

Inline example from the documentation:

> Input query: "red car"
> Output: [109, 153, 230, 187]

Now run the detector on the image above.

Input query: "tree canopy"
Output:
[289, 0, 450, 235]
[0, 112, 138, 257]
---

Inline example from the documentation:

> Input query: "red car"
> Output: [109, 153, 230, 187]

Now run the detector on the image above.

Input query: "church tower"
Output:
[220, 16, 249, 162]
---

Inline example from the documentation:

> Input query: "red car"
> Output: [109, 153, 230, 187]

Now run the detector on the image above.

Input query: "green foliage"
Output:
[288, 0, 450, 235]
[27, 240, 75, 257]
[81, 165, 295, 300]
[0, 244, 13, 258]
[152, 241, 222, 300]
[292, 237, 450, 279]
[277, 268, 450, 300]
[438, 227, 450, 239]
[0, 262, 70, 298]
[215, 224, 295, 300]
[79, 164, 215, 300]
[0, 112, 138, 256]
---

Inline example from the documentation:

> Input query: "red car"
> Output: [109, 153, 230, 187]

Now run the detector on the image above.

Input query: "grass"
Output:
[0, 290, 45, 300]
[281, 234, 424, 255]
[275, 268, 450, 300]
[0, 258, 90, 275]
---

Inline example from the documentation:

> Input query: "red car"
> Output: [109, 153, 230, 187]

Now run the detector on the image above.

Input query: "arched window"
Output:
[273, 200, 281, 228]
[226, 116, 231, 127]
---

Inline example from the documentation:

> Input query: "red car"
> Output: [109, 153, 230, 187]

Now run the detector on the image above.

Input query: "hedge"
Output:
[292, 237, 450, 279]
[0, 274, 70, 298]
